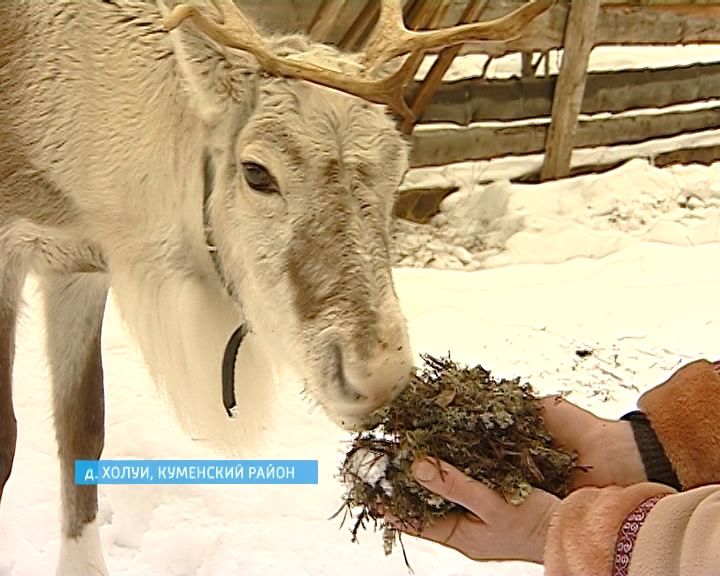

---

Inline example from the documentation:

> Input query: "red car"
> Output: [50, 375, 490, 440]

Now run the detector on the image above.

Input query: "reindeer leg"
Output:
[42, 273, 110, 576]
[0, 270, 24, 502]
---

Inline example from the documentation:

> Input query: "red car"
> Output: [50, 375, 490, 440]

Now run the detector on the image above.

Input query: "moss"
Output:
[338, 354, 577, 555]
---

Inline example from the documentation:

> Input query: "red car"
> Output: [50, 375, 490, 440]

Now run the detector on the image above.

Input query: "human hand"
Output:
[539, 396, 645, 488]
[389, 458, 559, 563]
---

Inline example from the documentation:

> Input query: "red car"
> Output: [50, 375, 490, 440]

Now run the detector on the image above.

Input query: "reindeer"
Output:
[0, 0, 551, 573]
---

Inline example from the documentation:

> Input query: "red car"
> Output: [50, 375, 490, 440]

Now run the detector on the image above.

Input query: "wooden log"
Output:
[513, 143, 720, 183]
[399, 143, 720, 217]
[521, 52, 534, 76]
[393, 186, 460, 223]
[237, 1, 720, 50]
[410, 106, 720, 167]
[462, 1, 720, 53]
[653, 143, 720, 167]
[308, 0, 350, 42]
[541, 0, 601, 180]
[338, 1, 378, 50]
[415, 62, 720, 125]
[400, 0, 489, 134]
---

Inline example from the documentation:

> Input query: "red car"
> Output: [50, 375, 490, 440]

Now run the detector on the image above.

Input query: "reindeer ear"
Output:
[164, 7, 260, 126]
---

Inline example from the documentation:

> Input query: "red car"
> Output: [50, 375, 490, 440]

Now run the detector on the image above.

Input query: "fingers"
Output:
[411, 459, 509, 525]
[406, 511, 481, 545]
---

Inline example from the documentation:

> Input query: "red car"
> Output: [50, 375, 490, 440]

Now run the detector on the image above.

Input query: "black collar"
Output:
[204, 152, 247, 418]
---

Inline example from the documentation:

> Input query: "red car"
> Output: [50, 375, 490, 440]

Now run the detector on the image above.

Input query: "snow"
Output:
[416, 44, 720, 81]
[394, 159, 720, 270]
[2, 155, 719, 575]
[346, 450, 393, 496]
[412, 44, 720, 185]
[2, 43, 720, 576]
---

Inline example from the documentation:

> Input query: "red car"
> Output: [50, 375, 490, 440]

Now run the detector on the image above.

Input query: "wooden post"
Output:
[308, 0, 349, 43]
[540, 0, 601, 181]
[521, 52, 534, 76]
[399, 0, 488, 134]
[339, 1, 379, 51]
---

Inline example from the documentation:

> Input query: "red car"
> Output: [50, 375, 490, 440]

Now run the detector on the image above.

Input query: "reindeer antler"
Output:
[164, 0, 554, 121]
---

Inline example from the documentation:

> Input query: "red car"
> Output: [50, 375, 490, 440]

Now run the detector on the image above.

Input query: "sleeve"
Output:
[543, 484, 720, 576]
[632, 359, 720, 489]
[544, 359, 720, 576]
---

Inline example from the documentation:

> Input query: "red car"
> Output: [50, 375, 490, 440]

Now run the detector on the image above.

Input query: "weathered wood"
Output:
[460, 2, 720, 53]
[393, 186, 460, 223]
[338, 1, 378, 50]
[410, 107, 720, 167]
[238, 1, 720, 50]
[415, 62, 720, 125]
[513, 143, 720, 183]
[653, 143, 720, 167]
[541, 0, 600, 180]
[603, 0, 720, 5]
[308, 0, 350, 42]
[400, 0, 489, 134]
[521, 52, 534, 76]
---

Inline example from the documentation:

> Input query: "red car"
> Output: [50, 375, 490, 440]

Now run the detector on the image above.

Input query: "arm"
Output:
[630, 359, 720, 489]
[402, 461, 720, 576]
[540, 359, 720, 490]
[395, 359, 720, 574]
[545, 484, 720, 576]
[545, 358, 720, 575]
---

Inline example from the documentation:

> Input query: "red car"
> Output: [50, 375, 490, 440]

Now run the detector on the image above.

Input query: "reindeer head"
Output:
[163, 0, 552, 427]
[205, 53, 413, 427]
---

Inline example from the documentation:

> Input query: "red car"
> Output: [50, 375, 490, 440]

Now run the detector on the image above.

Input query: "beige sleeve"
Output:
[544, 485, 720, 576]
[545, 360, 720, 575]
[543, 483, 676, 576]
[629, 485, 720, 576]
[638, 359, 720, 489]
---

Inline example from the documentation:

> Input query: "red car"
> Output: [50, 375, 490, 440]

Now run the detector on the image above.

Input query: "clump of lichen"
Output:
[338, 354, 577, 556]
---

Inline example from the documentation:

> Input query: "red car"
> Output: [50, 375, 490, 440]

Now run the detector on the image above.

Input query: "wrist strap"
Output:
[620, 410, 681, 490]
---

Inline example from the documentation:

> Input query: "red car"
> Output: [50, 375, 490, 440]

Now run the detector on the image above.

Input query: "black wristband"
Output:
[620, 410, 682, 491]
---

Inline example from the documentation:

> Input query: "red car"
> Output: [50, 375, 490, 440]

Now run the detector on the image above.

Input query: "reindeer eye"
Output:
[242, 162, 278, 194]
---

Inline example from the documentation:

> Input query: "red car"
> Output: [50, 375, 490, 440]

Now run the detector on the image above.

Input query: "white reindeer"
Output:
[0, 0, 551, 574]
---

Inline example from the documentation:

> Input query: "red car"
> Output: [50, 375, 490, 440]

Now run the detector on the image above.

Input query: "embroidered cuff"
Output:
[544, 484, 675, 576]
[612, 494, 668, 576]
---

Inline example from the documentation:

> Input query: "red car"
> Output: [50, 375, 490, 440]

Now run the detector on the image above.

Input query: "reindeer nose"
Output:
[333, 338, 412, 411]
[333, 345, 369, 403]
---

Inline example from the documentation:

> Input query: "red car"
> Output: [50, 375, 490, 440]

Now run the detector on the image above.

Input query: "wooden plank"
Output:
[521, 52, 534, 76]
[410, 106, 720, 167]
[338, 1, 378, 50]
[541, 0, 601, 180]
[400, 0, 487, 134]
[393, 186, 459, 223]
[604, 0, 720, 5]
[513, 143, 720, 183]
[652, 143, 720, 167]
[237, 1, 720, 48]
[308, 0, 350, 42]
[415, 62, 720, 125]
[461, 1, 720, 53]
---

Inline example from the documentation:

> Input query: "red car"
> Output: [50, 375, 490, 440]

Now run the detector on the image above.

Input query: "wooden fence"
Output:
[240, 0, 720, 182]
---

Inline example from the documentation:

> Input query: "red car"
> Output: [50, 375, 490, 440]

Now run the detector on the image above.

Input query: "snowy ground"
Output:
[3, 41, 720, 576]
[393, 158, 720, 270]
[1, 154, 719, 575]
